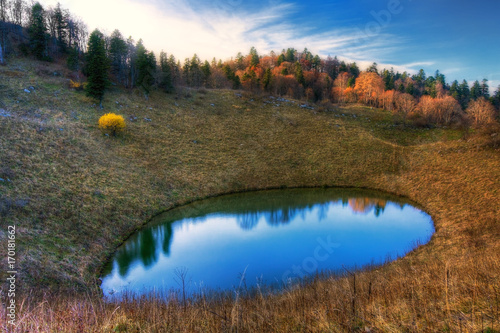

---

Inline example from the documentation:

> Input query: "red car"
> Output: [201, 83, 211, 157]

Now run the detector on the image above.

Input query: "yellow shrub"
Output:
[98, 113, 126, 136]
[69, 80, 83, 90]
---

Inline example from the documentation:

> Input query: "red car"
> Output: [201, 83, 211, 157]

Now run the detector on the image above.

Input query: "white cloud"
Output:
[40, 0, 415, 70]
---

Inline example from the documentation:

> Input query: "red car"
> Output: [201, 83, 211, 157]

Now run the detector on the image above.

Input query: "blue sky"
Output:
[45, 0, 500, 89]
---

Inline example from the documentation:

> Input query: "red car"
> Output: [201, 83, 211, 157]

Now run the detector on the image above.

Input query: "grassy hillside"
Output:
[0, 58, 499, 332]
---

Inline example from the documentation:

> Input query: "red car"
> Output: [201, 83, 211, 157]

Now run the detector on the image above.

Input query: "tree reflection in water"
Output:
[111, 190, 399, 277]
[348, 198, 387, 216]
[115, 223, 173, 277]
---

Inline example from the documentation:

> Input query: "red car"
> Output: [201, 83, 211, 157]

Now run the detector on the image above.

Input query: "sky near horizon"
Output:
[41, 0, 500, 90]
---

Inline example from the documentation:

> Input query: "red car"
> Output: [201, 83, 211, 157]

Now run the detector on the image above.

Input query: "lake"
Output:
[101, 188, 434, 297]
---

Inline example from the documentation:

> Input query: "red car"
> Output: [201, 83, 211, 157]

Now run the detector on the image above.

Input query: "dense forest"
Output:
[1, 0, 499, 126]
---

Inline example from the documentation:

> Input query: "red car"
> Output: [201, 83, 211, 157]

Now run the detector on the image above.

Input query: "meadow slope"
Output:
[0, 59, 499, 332]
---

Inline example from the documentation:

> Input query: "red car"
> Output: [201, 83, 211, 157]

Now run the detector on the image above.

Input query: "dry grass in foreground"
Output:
[0, 58, 499, 332]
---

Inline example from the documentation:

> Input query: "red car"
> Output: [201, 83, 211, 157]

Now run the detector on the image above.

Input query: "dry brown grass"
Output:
[0, 58, 499, 332]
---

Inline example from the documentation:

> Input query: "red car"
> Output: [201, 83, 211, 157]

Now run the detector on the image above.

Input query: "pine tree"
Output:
[189, 54, 202, 87]
[324, 55, 339, 80]
[276, 54, 285, 66]
[136, 39, 156, 99]
[435, 70, 446, 86]
[295, 62, 305, 86]
[249, 47, 260, 67]
[222, 64, 240, 89]
[450, 80, 459, 99]
[53, 3, 67, 53]
[471, 80, 482, 100]
[382, 69, 394, 90]
[339, 61, 348, 73]
[312, 55, 321, 71]
[367, 62, 378, 74]
[490, 86, 500, 110]
[481, 79, 490, 99]
[0, 0, 6, 64]
[158, 51, 174, 93]
[236, 52, 245, 70]
[66, 45, 79, 70]
[347, 76, 356, 88]
[262, 68, 272, 91]
[425, 76, 436, 97]
[29, 2, 49, 60]
[405, 82, 415, 96]
[349, 62, 360, 78]
[285, 48, 296, 62]
[458, 80, 470, 109]
[492, 86, 500, 110]
[201, 60, 211, 86]
[168, 54, 180, 86]
[182, 57, 190, 86]
[409, 70, 421, 95]
[108, 30, 127, 84]
[85, 29, 109, 108]
[125, 36, 137, 88]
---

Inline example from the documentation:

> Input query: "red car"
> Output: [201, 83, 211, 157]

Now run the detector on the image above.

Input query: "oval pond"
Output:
[101, 188, 434, 297]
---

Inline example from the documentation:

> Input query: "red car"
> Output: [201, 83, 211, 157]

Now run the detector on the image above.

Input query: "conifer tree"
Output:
[347, 76, 356, 88]
[236, 52, 245, 70]
[458, 80, 471, 109]
[158, 50, 174, 93]
[0, 0, 6, 64]
[285, 48, 295, 62]
[66, 45, 79, 70]
[276, 54, 285, 66]
[249, 46, 259, 67]
[481, 79, 490, 99]
[367, 62, 378, 74]
[108, 30, 127, 84]
[262, 68, 273, 91]
[312, 55, 321, 71]
[85, 29, 109, 108]
[492, 86, 500, 110]
[53, 3, 67, 53]
[29, 2, 48, 60]
[349, 62, 360, 78]
[136, 39, 156, 99]
[188, 54, 202, 87]
[201, 60, 211, 86]
[295, 62, 305, 86]
[470, 80, 482, 100]
[125, 36, 137, 88]
[450, 80, 459, 99]
[223, 64, 240, 89]
[168, 54, 180, 86]
[182, 57, 190, 86]
[435, 70, 446, 86]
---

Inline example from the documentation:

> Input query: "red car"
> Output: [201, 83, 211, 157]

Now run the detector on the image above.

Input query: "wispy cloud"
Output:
[43, 0, 416, 70]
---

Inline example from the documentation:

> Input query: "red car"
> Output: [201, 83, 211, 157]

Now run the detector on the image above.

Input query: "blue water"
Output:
[101, 188, 434, 297]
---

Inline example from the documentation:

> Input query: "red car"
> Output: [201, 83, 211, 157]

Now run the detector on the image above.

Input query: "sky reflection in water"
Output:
[101, 188, 434, 297]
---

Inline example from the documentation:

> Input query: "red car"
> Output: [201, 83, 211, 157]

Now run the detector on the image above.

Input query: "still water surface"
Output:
[101, 188, 434, 297]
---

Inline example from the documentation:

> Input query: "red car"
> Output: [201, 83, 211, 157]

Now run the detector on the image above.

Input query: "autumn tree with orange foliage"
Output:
[433, 96, 463, 125]
[394, 92, 416, 124]
[467, 97, 497, 127]
[416, 95, 464, 125]
[415, 96, 435, 123]
[381, 90, 395, 111]
[344, 87, 357, 103]
[354, 71, 384, 105]
[332, 72, 350, 103]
